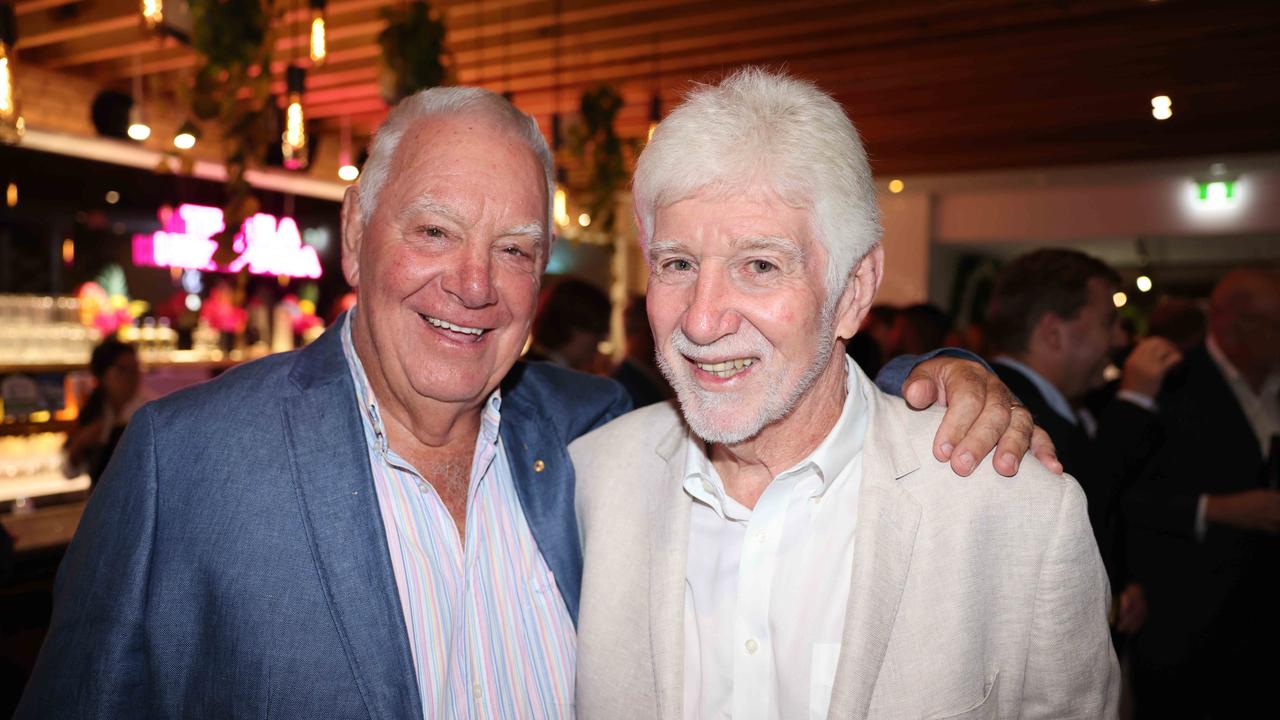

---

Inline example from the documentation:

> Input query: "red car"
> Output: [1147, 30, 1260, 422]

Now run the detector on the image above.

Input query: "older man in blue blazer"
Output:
[16, 87, 1047, 718]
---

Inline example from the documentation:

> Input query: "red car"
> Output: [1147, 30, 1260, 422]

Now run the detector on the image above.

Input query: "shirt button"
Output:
[744, 638, 759, 654]
[472, 682, 483, 700]
[754, 530, 767, 544]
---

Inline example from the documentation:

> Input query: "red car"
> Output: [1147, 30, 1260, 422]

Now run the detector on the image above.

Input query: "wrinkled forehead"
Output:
[654, 170, 813, 219]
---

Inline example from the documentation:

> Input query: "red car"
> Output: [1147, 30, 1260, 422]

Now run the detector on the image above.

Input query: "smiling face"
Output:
[647, 188, 871, 445]
[341, 113, 548, 410]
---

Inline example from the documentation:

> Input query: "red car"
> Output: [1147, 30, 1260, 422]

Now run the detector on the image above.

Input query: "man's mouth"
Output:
[420, 313, 488, 339]
[691, 357, 755, 379]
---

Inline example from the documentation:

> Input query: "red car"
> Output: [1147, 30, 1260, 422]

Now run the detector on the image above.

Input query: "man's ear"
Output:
[835, 245, 884, 341]
[340, 185, 364, 288]
[1033, 312, 1063, 352]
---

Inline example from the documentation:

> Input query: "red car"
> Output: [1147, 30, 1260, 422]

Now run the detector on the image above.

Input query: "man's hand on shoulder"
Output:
[902, 356, 1062, 478]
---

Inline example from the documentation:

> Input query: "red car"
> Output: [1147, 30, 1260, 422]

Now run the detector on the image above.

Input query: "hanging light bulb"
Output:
[553, 168, 570, 228]
[127, 104, 151, 141]
[647, 93, 661, 143]
[127, 55, 150, 142]
[309, 0, 328, 66]
[140, 0, 164, 30]
[282, 65, 308, 170]
[337, 114, 358, 182]
[0, 6, 22, 144]
[173, 119, 200, 150]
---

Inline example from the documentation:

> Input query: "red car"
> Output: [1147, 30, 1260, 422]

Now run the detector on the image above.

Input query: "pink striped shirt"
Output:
[341, 314, 576, 718]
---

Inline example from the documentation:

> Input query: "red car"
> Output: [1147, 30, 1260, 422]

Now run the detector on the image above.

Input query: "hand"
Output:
[1120, 337, 1182, 398]
[1114, 582, 1148, 635]
[902, 357, 1062, 477]
[1205, 489, 1280, 533]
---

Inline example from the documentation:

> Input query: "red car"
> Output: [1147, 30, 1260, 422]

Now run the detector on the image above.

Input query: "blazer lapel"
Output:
[651, 422, 693, 720]
[827, 385, 923, 720]
[500, 390, 584, 623]
[281, 329, 421, 719]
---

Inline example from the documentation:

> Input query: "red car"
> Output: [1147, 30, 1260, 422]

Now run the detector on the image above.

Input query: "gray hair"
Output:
[632, 67, 881, 296]
[358, 86, 556, 239]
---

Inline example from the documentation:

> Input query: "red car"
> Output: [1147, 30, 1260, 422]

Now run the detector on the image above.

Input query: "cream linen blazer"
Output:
[571, 369, 1119, 720]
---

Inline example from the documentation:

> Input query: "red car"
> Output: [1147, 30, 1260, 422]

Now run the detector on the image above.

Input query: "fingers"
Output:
[903, 375, 938, 410]
[946, 373, 1013, 476]
[991, 404, 1035, 477]
[927, 365, 989, 468]
[1029, 427, 1063, 474]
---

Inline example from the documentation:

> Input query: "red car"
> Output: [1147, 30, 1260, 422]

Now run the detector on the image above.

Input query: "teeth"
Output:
[424, 315, 484, 336]
[695, 358, 755, 377]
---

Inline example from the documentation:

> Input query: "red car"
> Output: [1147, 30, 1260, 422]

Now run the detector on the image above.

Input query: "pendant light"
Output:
[127, 55, 151, 141]
[282, 65, 308, 169]
[0, 4, 24, 144]
[309, 0, 327, 66]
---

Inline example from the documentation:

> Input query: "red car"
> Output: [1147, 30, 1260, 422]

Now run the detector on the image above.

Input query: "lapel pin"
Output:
[533, 460, 546, 472]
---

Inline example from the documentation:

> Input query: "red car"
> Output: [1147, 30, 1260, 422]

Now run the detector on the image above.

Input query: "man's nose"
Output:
[444, 245, 499, 309]
[681, 267, 740, 345]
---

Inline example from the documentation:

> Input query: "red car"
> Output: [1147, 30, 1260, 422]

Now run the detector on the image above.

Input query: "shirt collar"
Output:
[993, 355, 1078, 426]
[681, 356, 869, 517]
[1206, 332, 1280, 402]
[339, 308, 503, 454]
[1206, 333, 1245, 387]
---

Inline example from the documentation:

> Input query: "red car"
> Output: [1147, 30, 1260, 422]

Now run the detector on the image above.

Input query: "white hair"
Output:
[358, 86, 556, 236]
[633, 67, 881, 297]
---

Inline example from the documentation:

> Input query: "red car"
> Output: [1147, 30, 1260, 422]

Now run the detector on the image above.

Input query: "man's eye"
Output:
[663, 259, 693, 272]
[748, 259, 776, 273]
[417, 225, 445, 238]
[502, 245, 530, 258]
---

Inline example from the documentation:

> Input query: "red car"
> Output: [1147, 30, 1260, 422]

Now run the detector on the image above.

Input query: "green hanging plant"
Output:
[187, 0, 279, 265]
[377, 1, 452, 105]
[565, 84, 633, 234]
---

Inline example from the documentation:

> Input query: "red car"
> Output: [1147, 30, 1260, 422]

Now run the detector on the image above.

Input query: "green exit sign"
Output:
[1197, 180, 1235, 203]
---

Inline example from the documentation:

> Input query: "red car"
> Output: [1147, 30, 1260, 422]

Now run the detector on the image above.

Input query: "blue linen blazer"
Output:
[15, 318, 631, 719]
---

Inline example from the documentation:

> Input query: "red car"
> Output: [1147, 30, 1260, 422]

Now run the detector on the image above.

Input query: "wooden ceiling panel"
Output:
[9, 0, 1280, 176]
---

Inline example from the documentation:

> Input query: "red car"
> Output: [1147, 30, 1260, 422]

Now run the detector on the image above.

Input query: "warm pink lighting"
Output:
[133, 203, 323, 279]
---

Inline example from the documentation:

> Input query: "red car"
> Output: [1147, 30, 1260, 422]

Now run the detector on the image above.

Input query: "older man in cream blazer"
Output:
[571, 68, 1117, 720]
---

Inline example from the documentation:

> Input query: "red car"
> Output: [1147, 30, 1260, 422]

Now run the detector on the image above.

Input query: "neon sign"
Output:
[132, 203, 323, 278]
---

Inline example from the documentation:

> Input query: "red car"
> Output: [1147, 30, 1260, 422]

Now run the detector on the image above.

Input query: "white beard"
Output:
[655, 301, 837, 445]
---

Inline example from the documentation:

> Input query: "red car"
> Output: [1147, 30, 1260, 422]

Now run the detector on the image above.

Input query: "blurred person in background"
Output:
[1146, 296, 1207, 353]
[986, 249, 1182, 648]
[1127, 268, 1280, 719]
[845, 303, 898, 377]
[62, 339, 144, 488]
[611, 295, 672, 408]
[525, 277, 612, 373]
[888, 302, 957, 357]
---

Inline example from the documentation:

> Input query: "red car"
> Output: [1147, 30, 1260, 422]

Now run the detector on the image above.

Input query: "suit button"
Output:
[744, 638, 759, 654]
[533, 460, 545, 472]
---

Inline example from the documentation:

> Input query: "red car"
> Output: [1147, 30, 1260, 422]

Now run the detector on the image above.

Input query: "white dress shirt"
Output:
[1206, 334, 1280, 454]
[682, 357, 870, 720]
[1195, 335, 1280, 537]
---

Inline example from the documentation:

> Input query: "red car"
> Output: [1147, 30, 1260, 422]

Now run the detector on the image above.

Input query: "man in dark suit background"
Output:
[1127, 269, 1280, 719]
[985, 249, 1182, 641]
